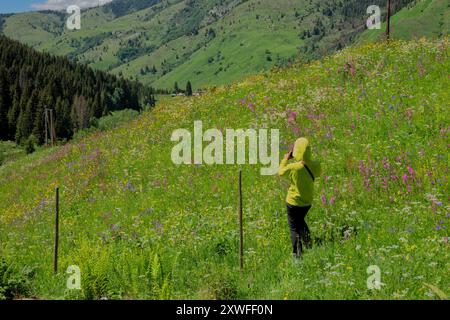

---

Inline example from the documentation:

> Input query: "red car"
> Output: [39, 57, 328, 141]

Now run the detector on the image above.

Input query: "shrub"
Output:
[0, 259, 34, 300]
[207, 270, 239, 300]
[97, 109, 140, 131]
[24, 135, 37, 154]
[145, 253, 175, 300]
[0, 141, 25, 165]
[72, 126, 99, 142]
[212, 237, 233, 257]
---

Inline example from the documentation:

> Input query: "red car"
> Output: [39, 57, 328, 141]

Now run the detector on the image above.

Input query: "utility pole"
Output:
[50, 109, 56, 147]
[44, 108, 56, 147]
[44, 109, 49, 145]
[386, 0, 392, 40]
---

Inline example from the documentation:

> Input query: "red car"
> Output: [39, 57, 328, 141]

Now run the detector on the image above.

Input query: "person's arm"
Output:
[278, 152, 304, 177]
[278, 160, 305, 177]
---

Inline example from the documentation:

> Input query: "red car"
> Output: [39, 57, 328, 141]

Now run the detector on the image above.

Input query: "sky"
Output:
[0, 0, 112, 14]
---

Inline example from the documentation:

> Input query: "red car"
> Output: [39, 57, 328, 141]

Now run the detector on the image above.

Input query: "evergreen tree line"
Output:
[339, 0, 415, 20]
[0, 35, 156, 145]
[173, 81, 193, 96]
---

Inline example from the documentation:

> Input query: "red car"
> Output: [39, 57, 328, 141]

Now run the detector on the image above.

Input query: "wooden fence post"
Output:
[53, 187, 59, 274]
[239, 170, 243, 271]
[386, 0, 392, 40]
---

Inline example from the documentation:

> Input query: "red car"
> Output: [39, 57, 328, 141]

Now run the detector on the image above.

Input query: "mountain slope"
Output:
[0, 0, 423, 89]
[357, 0, 449, 43]
[0, 11, 65, 46]
[1, 38, 448, 299]
[0, 35, 154, 146]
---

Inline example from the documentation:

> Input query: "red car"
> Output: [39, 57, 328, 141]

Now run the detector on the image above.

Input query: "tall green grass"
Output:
[0, 38, 449, 300]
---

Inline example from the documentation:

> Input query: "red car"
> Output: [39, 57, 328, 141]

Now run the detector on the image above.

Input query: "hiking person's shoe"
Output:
[292, 253, 302, 265]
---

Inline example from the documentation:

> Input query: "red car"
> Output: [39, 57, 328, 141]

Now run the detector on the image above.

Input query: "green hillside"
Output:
[0, 11, 65, 46]
[357, 0, 449, 43]
[0, 38, 448, 299]
[0, 0, 423, 90]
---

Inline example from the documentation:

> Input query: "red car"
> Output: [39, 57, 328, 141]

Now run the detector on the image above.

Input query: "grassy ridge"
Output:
[1, 11, 65, 46]
[357, 0, 449, 43]
[0, 38, 449, 299]
[1, 0, 308, 89]
[2, 0, 432, 90]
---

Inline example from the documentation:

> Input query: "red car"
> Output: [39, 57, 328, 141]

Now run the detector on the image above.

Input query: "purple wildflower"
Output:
[382, 177, 388, 189]
[125, 181, 136, 192]
[320, 194, 327, 205]
[285, 109, 297, 126]
[402, 173, 408, 183]
[364, 176, 371, 189]
[382, 157, 390, 170]
[359, 161, 366, 174]
[329, 197, 335, 206]
[37, 198, 47, 210]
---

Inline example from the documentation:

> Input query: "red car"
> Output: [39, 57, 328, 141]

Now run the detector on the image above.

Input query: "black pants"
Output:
[286, 203, 311, 257]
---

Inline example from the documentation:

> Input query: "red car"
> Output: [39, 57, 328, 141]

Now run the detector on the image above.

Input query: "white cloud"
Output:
[31, 0, 113, 11]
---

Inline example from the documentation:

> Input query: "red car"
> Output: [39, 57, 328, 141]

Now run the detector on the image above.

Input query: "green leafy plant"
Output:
[0, 258, 34, 300]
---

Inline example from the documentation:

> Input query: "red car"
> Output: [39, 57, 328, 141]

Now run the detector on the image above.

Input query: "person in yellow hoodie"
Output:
[278, 137, 321, 258]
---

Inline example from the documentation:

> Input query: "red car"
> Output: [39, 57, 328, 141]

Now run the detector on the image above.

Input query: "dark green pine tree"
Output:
[100, 90, 109, 116]
[0, 35, 150, 144]
[127, 82, 140, 111]
[55, 97, 72, 139]
[174, 82, 179, 94]
[0, 67, 10, 140]
[16, 89, 39, 143]
[93, 92, 103, 118]
[186, 81, 193, 96]
[7, 81, 21, 140]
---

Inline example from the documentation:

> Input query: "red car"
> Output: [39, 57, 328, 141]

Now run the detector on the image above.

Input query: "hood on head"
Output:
[292, 137, 312, 162]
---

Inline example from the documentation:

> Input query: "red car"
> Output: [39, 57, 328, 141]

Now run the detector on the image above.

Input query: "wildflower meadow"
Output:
[0, 38, 448, 300]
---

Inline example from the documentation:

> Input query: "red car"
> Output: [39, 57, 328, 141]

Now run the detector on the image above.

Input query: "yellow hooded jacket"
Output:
[278, 138, 321, 207]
